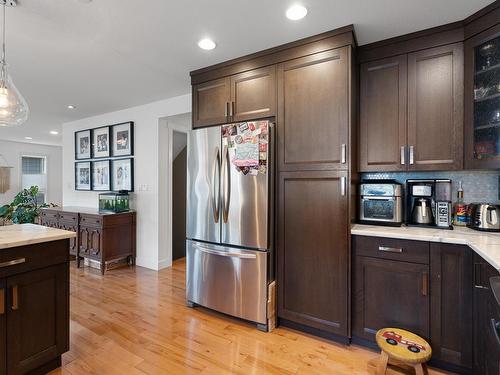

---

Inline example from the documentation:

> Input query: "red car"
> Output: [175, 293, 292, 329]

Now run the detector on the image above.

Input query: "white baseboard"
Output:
[135, 257, 160, 271]
[158, 258, 172, 270]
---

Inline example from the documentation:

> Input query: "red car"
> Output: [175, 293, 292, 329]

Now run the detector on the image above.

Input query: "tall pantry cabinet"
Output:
[190, 26, 357, 340]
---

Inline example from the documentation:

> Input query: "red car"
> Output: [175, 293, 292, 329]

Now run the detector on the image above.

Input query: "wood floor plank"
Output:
[48, 259, 452, 375]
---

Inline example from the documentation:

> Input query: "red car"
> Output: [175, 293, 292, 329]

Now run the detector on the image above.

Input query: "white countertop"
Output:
[0, 224, 76, 250]
[352, 224, 500, 273]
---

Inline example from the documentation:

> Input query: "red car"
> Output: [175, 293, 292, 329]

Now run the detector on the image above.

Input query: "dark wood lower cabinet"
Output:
[6, 264, 68, 375]
[352, 236, 475, 373]
[353, 256, 430, 341]
[0, 239, 69, 375]
[0, 279, 5, 375]
[278, 171, 349, 338]
[430, 243, 473, 369]
[473, 254, 500, 375]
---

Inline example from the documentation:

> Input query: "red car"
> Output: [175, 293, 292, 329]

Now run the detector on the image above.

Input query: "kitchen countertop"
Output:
[0, 224, 76, 250]
[352, 224, 500, 273]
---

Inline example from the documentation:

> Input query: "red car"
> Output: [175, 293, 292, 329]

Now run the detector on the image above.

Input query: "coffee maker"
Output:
[406, 179, 453, 229]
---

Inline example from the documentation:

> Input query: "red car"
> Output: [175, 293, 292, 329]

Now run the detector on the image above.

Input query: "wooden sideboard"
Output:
[40, 207, 136, 274]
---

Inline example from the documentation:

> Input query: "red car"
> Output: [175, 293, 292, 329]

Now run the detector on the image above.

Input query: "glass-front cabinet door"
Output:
[466, 25, 500, 169]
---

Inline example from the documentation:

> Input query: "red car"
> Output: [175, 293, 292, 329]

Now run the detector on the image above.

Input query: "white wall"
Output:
[158, 113, 191, 269]
[0, 140, 62, 206]
[62, 94, 191, 271]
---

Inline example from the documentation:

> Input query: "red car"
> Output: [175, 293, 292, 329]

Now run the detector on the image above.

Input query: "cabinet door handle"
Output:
[341, 144, 346, 164]
[378, 246, 403, 253]
[491, 319, 500, 346]
[422, 272, 429, 296]
[11, 285, 18, 310]
[340, 176, 346, 196]
[0, 288, 4, 315]
[224, 102, 228, 118]
[400, 146, 406, 165]
[409, 146, 415, 165]
[0, 258, 25, 268]
[474, 263, 488, 289]
[230, 101, 234, 117]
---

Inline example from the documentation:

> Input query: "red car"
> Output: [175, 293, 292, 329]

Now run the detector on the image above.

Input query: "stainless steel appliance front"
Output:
[359, 182, 403, 224]
[186, 126, 221, 244]
[186, 240, 268, 324]
[221, 131, 269, 250]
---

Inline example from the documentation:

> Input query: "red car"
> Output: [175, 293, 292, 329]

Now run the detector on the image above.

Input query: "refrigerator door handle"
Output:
[193, 243, 257, 259]
[221, 145, 231, 223]
[212, 147, 220, 223]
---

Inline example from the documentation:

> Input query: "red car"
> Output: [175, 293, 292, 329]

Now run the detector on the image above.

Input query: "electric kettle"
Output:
[412, 198, 434, 224]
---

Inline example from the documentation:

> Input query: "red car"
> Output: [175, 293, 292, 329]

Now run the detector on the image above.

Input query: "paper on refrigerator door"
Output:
[223, 121, 269, 174]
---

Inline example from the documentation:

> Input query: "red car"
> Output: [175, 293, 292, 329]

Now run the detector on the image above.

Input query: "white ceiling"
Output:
[0, 0, 494, 146]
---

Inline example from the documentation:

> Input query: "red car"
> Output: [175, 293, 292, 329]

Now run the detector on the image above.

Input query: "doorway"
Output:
[172, 131, 187, 261]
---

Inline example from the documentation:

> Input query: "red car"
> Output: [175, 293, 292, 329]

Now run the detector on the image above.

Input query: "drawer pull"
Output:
[378, 246, 402, 253]
[0, 288, 4, 315]
[12, 285, 18, 310]
[0, 258, 26, 268]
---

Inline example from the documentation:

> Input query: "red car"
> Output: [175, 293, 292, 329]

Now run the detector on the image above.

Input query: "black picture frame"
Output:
[111, 121, 134, 157]
[75, 129, 92, 160]
[92, 126, 111, 159]
[91, 159, 111, 191]
[75, 161, 92, 191]
[111, 158, 134, 192]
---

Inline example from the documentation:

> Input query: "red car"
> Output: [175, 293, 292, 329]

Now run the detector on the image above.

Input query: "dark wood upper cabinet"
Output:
[6, 264, 69, 375]
[407, 43, 464, 171]
[278, 170, 349, 337]
[192, 77, 231, 128]
[278, 47, 350, 171]
[429, 243, 473, 370]
[359, 41, 463, 172]
[465, 23, 500, 169]
[0, 280, 5, 375]
[359, 55, 407, 171]
[230, 66, 276, 122]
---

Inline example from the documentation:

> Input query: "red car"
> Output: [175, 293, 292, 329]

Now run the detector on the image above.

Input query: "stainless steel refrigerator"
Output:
[186, 120, 274, 331]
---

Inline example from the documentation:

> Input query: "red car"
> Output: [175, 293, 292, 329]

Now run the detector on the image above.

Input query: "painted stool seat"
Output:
[375, 328, 432, 375]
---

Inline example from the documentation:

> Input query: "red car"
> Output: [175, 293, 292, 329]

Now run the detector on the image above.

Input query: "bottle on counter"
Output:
[453, 181, 468, 226]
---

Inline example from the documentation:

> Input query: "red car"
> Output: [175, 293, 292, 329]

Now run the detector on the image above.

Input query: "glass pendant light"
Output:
[0, 0, 28, 127]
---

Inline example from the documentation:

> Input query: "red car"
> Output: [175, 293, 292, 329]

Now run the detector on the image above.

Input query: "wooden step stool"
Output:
[375, 328, 432, 375]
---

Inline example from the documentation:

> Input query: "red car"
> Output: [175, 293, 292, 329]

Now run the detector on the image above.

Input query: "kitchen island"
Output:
[0, 224, 75, 375]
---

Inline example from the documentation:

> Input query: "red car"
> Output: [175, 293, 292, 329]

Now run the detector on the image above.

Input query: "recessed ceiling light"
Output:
[50, 130, 59, 135]
[24, 136, 32, 140]
[286, 4, 308, 20]
[198, 38, 216, 50]
[67, 105, 76, 110]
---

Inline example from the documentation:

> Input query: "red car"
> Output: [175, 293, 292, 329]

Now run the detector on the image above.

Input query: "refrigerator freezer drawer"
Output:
[186, 240, 267, 324]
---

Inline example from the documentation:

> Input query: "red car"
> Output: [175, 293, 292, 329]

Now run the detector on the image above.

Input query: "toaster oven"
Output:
[359, 181, 403, 226]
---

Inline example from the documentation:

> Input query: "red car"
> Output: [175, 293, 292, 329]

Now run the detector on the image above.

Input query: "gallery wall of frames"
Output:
[74, 121, 134, 192]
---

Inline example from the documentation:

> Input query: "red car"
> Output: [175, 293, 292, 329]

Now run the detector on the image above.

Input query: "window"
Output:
[21, 156, 47, 204]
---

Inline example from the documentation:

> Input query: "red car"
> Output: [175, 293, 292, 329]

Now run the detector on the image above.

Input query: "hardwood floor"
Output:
[49, 259, 452, 375]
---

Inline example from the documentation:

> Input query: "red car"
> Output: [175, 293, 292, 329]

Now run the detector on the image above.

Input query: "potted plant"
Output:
[0, 186, 55, 224]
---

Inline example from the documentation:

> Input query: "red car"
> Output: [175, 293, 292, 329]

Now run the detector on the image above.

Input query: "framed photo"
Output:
[75, 130, 91, 160]
[92, 126, 110, 158]
[111, 158, 134, 192]
[112, 122, 134, 157]
[75, 161, 91, 191]
[92, 160, 111, 191]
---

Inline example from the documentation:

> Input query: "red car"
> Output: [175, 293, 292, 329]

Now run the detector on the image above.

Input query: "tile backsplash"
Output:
[361, 171, 500, 204]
